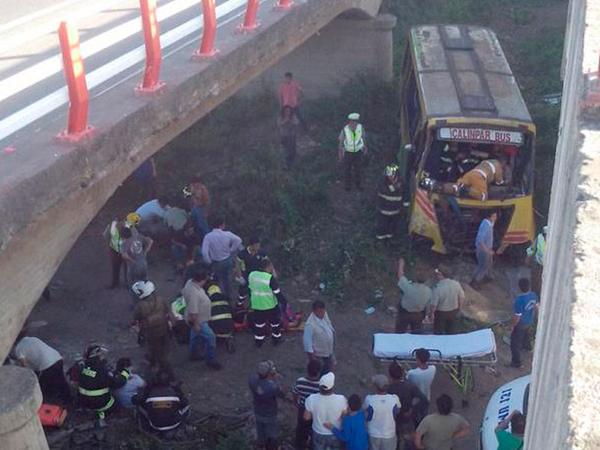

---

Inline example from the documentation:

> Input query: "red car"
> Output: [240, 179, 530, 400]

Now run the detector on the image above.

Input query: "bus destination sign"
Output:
[438, 127, 524, 145]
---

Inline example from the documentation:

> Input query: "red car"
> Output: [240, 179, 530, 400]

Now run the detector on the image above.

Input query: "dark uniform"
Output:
[206, 282, 235, 337]
[376, 174, 403, 240]
[133, 294, 174, 380]
[237, 247, 268, 305]
[78, 359, 127, 419]
[137, 381, 190, 432]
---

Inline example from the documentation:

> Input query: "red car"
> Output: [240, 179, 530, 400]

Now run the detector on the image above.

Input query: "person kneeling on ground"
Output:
[325, 394, 368, 450]
[113, 357, 146, 409]
[134, 370, 190, 434]
[77, 344, 127, 423]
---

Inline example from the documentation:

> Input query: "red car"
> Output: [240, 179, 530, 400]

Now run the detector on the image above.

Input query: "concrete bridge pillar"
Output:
[251, 13, 397, 98]
[0, 366, 48, 450]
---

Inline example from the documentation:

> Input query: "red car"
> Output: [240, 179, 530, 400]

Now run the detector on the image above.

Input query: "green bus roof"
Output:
[409, 25, 533, 124]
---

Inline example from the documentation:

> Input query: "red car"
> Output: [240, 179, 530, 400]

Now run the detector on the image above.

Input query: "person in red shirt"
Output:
[278, 72, 307, 130]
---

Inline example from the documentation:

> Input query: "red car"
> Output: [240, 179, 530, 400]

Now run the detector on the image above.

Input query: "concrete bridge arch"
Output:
[0, 0, 393, 364]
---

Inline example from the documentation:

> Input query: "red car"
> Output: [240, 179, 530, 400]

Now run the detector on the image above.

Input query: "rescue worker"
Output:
[376, 164, 403, 240]
[395, 257, 432, 334]
[103, 212, 140, 289]
[249, 258, 286, 347]
[206, 280, 235, 343]
[132, 280, 175, 381]
[526, 225, 547, 295]
[439, 145, 479, 182]
[77, 344, 127, 423]
[235, 236, 268, 307]
[446, 156, 509, 201]
[338, 113, 368, 191]
[135, 370, 190, 434]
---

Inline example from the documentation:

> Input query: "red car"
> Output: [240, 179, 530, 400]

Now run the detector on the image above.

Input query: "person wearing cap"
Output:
[304, 372, 348, 450]
[363, 374, 401, 450]
[102, 213, 139, 289]
[132, 280, 175, 381]
[526, 225, 547, 295]
[430, 266, 465, 335]
[249, 360, 283, 450]
[376, 164, 403, 240]
[77, 343, 127, 422]
[395, 258, 432, 334]
[338, 113, 368, 191]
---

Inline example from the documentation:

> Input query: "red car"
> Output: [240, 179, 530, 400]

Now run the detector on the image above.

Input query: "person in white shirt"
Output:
[364, 374, 401, 450]
[136, 197, 170, 242]
[13, 332, 71, 404]
[407, 349, 436, 403]
[304, 372, 348, 450]
[201, 216, 243, 298]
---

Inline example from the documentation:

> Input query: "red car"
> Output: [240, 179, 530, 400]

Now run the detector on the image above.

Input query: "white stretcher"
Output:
[373, 329, 498, 405]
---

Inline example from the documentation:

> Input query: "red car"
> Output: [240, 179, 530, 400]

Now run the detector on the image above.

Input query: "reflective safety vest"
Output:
[109, 221, 121, 252]
[171, 296, 187, 321]
[343, 124, 365, 153]
[78, 365, 115, 412]
[249, 271, 277, 311]
[527, 233, 546, 266]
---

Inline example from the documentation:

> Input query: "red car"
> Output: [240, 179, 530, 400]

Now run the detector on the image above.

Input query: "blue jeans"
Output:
[189, 322, 216, 361]
[212, 257, 233, 298]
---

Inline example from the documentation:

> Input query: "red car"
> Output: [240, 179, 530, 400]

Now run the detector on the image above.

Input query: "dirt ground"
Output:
[24, 2, 570, 447]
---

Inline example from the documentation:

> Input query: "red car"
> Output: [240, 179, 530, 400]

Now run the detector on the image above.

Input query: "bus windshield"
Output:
[422, 133, 534, 199]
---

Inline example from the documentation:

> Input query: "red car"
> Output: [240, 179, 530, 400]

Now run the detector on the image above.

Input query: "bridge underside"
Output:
[0, 0, 389, 363]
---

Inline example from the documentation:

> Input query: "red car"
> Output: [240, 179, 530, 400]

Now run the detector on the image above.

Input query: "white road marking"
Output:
[0, 0, 255, 142]
[0, 0, 202, 105]
[0, 0, 125, 54]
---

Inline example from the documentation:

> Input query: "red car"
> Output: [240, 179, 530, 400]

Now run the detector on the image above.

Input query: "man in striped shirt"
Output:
[293, 359, 322, 449]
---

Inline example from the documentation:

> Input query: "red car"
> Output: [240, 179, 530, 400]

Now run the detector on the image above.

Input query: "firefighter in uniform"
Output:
[445, 157, 509, 201]
[206, 280, 235, 347]
[248, 258, 287, 347]
[526, 225, 547, 295]
[338, 113, 368, 191]
[376, 164, 403, 240]
[135, 370, 190, 434]
[132, 280, 175, 381]
[77, 344, 127, 422]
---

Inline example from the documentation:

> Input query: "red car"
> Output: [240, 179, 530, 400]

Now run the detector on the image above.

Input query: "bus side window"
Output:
[404, 71, 421, 140]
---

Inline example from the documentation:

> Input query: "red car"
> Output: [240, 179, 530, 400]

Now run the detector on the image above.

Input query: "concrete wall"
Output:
[525, 0, 600, 448]
[0, 0, 386, 364]
[247, 13, 397, 98]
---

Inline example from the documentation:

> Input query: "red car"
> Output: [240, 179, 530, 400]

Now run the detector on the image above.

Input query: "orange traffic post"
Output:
[275, 0, 294, 10]
[193, 0, 219, 60]
[136, 0, 166, 95]
[56, 21, 95, 143]
[237, 0, 260, 33]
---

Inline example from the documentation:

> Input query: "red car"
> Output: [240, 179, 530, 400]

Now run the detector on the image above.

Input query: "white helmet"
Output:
[131, 280, 156, 299]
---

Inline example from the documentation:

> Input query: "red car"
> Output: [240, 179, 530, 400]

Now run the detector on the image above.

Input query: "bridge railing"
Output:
[0, 0, 294, 146]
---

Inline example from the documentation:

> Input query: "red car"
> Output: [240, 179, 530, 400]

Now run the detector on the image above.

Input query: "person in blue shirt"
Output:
[510, 278, 539, 368]
[325, 394, 368, 450]
[471, 211, 497, 289]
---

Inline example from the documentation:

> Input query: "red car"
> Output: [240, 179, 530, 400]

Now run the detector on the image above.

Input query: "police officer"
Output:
[132, 280, 174, 381]
[77, 344, 127, 423]
[249, 259, 287, 347]
[338, 113, 368, 191]
[135, 370, 190, 434]
[376, 164, 403, 240]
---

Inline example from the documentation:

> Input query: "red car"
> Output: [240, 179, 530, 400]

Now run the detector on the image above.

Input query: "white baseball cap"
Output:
[348, 113, 360, 121]
[319, 372, 335, 390]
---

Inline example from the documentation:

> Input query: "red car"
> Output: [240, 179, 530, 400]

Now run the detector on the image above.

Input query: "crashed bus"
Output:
[399, 25, 536, 254]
